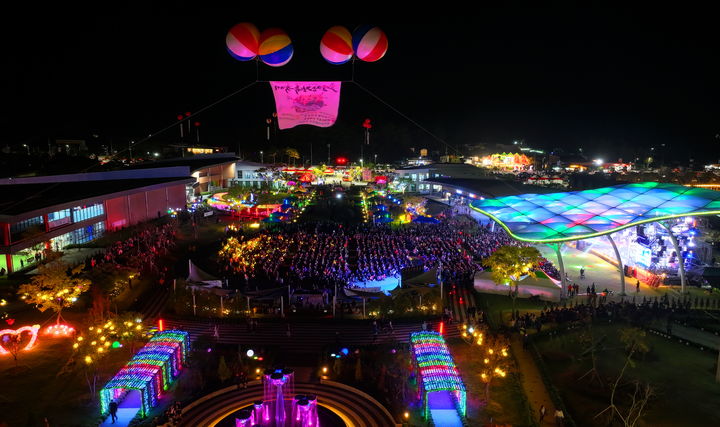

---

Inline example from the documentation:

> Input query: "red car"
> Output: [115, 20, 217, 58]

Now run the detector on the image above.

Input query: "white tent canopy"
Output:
[187, 260, 223, 288]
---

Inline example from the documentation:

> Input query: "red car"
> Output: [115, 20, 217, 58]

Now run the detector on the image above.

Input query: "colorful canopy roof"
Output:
[469, 182, 720, 243]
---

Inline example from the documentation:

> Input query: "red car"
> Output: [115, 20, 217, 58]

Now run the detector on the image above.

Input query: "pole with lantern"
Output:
[362, 118, 372, 167]
[177, 114, 184, 139]
[194, 121, 201, 144]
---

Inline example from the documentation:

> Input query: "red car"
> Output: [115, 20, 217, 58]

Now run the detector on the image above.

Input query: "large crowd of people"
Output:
[219, 218, 560, 291]
[84, 222, 178, 274]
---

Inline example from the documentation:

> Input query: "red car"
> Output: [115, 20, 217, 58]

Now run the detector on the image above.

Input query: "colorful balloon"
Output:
[352, 25, 388, 62]
[320, 26, 353, 64]
[226, 22, 260, 61]
[259, 28, 294, 67]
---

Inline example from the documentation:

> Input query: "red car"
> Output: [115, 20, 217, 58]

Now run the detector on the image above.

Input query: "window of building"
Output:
[48, 221, 105, 252]
[72, 203, 104, 223]
[10, 216, 44, 242]
[48, 209, 71, 229]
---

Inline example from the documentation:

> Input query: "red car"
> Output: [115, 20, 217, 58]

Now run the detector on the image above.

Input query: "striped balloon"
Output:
[352, 25, 388, 62]
[259, 28, 294, 67]
[320, 26, 353, 65]
[226, 22, 260, 61]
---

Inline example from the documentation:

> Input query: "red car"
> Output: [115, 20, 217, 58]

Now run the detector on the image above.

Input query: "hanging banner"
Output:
[270, 81, 341, 129]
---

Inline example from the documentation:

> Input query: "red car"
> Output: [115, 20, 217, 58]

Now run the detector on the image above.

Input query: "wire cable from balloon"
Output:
[351, 81, 462, 155]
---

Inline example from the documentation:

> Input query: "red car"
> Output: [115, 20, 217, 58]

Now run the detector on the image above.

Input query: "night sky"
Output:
[3, 6, 719, 164]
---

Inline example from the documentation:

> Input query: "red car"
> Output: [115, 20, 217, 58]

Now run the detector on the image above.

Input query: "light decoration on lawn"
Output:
[470, 182, 720, 243]
[0, 324, 40, 355]
[410, 331, 466, 419]
[44, 324, 75, 337]
[100, 330, 189, 418]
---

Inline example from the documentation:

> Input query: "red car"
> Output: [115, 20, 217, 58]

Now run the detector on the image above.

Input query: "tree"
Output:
[354, 356, 363, 382]
[461, 324, 512, 401]
[218, 356, 232, 383]
[483, 246, 542, 314]
[113, 312, 147, 354]
[84, 263, 136, 323]
[4, 333, 25, 368]
[71, 326, 112, 400]
[284, 147, 300, 166]
[17, 260, 90, 325]
[595, 328, 652, 427]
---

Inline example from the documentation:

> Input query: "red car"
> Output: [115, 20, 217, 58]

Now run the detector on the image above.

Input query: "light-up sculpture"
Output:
[0, 324, 40, 355]
[44, 324, 75, 337]
[100, 330, 189, 418]
[410, 331, 466, 420]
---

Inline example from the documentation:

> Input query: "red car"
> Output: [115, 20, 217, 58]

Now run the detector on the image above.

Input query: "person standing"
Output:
[539, 404, 546, 424]
[109, 399, 118, 424]
[636, 280, 640, 293]
[554, 408, 564, 426]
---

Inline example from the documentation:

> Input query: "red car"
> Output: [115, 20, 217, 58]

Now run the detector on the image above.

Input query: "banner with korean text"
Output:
[270, 81, 341, 129]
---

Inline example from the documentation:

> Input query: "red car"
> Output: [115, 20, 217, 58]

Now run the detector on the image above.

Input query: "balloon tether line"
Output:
[352, 81, 461, 155]
[0, 79, 258, 215]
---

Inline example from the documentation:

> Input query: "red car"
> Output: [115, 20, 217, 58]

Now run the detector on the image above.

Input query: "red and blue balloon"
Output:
[226, 22, 260, 61]
[320, 26, 354, 64]
[259, 28, 294, 67]
[352, 25, 388, 62]
[226, 23, 293, 67]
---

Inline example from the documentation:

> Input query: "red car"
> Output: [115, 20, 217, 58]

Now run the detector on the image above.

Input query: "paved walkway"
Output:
[536, 244, 665, 298]
[648, 318, 720, 351]
[99, 390, 141, 427]
[509, 335, 557, 427]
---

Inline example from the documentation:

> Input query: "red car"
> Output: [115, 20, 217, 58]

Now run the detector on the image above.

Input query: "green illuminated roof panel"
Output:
[470, 182, 720, 243]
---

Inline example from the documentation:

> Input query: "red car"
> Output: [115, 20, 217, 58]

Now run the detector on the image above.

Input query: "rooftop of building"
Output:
[422, 177, 556, 198]
[0, 176, 193, 218]
[129, 154, 240, 172]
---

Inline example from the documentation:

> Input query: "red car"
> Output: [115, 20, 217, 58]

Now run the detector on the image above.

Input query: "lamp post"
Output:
[266, 118, 272, 143]
[260, 150, 264, 163]
[22, 144, 29, 155]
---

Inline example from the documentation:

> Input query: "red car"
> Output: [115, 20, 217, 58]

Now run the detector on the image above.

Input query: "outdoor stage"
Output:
[349, 275, 401, 294]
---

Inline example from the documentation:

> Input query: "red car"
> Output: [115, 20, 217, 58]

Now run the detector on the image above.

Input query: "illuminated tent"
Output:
[410, 331, 466, 420]
[187, 260, 222, 288]
[100, 331, 189, 418]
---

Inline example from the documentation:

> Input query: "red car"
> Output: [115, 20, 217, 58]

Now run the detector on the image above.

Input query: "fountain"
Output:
[292, 394, 319, 427]
[239, 368, 300, 426]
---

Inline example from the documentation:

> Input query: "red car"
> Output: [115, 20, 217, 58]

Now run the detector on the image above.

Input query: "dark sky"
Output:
[3, 6, 719, 164]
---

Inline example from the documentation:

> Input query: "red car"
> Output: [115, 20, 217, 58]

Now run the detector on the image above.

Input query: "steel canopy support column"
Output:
[606, 234, 626, 296]
[660, 221, 687, 294]
[548, 243, 567, 298]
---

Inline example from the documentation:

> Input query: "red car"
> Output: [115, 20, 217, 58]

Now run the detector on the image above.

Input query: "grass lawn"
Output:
[534, 323, 720, 426]
[477, 293, 547, 326]
[0, 333, 133, 426]
[448, 338, 533, 426]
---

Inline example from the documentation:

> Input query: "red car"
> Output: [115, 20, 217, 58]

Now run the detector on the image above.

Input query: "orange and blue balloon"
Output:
[352, 25, 388, 62]
[320, 26, 353, 65]
[259, 28, 294, 67]
[226, 22, 260, 61]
